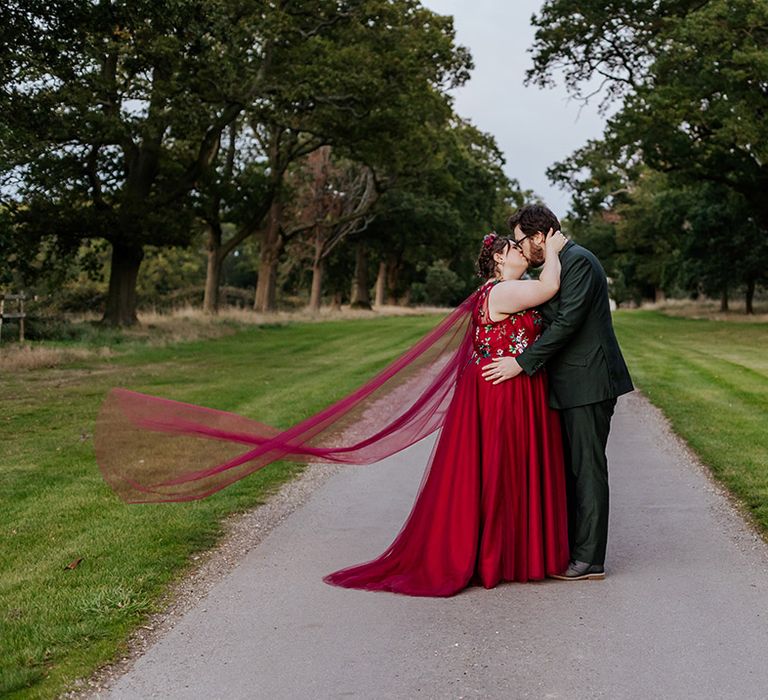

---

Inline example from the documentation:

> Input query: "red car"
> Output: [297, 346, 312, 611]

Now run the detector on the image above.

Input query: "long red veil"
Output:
[95, 289, 481, 503]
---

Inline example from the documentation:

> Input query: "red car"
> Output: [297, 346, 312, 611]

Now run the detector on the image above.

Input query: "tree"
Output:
[1, 0, 273, 325]
[286, 147, 376, 312]
[263, 116, 518, 309]
[614, 1, 768, 232]
[612, 171, 689, 304]
[528, 0, 768, 311]
[186, 0, 472, 313]
[549, 140, 761, 306]
[247, 0, 471, 311]
[410, 260, 466, 306]
[367, 118, 520, 305]
[527, 0, 711, 110]
[547, 137, 635, 289]
[349, 239, 373, 309]
[195, 119, 272, 313]
[671, 183, 766, 312]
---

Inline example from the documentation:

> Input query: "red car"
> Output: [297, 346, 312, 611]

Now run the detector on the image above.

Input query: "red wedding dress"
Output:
[96, 281, 569, 597]
[324, 280, 570, 596]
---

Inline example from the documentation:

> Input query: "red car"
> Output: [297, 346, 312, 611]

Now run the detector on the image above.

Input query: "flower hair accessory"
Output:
[483, 232, 498, 248]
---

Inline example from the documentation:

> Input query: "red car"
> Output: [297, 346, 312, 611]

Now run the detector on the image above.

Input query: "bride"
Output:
[324, 230, 569, 596]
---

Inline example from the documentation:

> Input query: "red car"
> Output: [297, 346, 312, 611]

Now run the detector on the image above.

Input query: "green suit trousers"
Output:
[560, 398, 617, 565]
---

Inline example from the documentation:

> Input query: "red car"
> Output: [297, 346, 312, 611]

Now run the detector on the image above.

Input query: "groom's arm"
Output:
[515, 257, 594, 376]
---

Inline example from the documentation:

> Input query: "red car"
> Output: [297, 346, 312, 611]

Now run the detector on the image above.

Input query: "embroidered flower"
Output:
[508, 328, 529, 355]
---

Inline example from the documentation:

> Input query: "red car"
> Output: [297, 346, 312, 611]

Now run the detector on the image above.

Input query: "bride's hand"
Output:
[545, 229, 567, 254]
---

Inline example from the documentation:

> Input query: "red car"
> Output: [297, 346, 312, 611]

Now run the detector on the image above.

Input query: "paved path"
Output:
[107, 393, 768, 699]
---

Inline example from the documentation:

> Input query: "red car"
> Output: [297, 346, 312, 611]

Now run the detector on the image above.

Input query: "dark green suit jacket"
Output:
[516, 241, 634, 410]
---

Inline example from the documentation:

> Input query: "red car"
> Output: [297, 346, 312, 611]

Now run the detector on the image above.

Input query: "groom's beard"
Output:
[527, 245, 546, 267]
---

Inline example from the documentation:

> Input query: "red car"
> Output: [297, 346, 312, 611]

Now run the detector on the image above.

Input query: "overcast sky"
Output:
[424, 0, 609, 217]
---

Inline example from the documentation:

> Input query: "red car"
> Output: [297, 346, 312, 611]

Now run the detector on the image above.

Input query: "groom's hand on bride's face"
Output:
[482, 356, 524, 384]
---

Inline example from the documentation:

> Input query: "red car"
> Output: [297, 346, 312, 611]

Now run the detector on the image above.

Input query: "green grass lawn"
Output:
[2, 309, 766, 698]
[0, 315, 440, 699]
[613, 310, 768, 527]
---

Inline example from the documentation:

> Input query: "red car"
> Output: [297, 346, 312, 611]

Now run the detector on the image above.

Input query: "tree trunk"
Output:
[309, 258, 324, 312]
[330, 291, 343, 311]
[254, 258, 278, 312]
[720, 285, 729, 312]
[254, 201, 282, 312]
[374, 260, 386, 307]
[745, 278, 755, 315]
[203, 224, 223, 314]
[350, 242, 372, 310]
[102, 241, 144, 326]
[385, 258, 399, 305]
[203, 251, 221, 314]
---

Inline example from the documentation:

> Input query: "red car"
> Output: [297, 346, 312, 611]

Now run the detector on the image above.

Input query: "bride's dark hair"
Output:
[476, 232, 511, 279]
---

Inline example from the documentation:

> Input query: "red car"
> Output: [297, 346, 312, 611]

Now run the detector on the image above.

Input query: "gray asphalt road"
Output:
[107, 393, 768, 700]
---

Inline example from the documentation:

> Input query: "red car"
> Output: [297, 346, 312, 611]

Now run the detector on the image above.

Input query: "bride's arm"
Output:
[488, 231, 567, 315]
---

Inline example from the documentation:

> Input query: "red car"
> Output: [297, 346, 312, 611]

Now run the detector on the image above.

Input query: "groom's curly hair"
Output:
[507, 204, 561, 238]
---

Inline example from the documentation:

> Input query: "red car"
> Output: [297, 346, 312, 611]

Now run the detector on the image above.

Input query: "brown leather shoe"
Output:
[549, 560, 606, 581]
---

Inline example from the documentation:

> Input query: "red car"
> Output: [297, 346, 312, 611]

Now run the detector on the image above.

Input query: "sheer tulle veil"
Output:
[95, 288, 482, 503]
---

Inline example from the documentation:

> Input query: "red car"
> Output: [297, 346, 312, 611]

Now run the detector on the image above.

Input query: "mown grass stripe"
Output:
[613, 309, 768, 529]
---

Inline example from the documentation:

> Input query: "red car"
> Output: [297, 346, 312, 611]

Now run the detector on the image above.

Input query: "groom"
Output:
[482, 203, 633, 580]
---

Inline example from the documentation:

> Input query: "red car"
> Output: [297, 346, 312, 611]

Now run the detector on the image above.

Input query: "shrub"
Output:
[410, 260, 465, 307]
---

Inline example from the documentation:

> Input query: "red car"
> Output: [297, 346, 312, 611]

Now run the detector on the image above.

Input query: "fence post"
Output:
[20, 295, 25, 342]
[0, 293, 27, 343]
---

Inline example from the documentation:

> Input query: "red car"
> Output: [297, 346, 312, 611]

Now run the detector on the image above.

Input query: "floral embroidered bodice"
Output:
[471, 280, 543, 364]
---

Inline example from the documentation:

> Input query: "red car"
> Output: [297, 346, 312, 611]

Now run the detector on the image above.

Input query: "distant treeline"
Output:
[2, 1, 765, 323]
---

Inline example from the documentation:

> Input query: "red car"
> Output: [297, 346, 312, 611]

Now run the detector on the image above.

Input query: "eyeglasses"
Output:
[509, 238, 525, 252]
